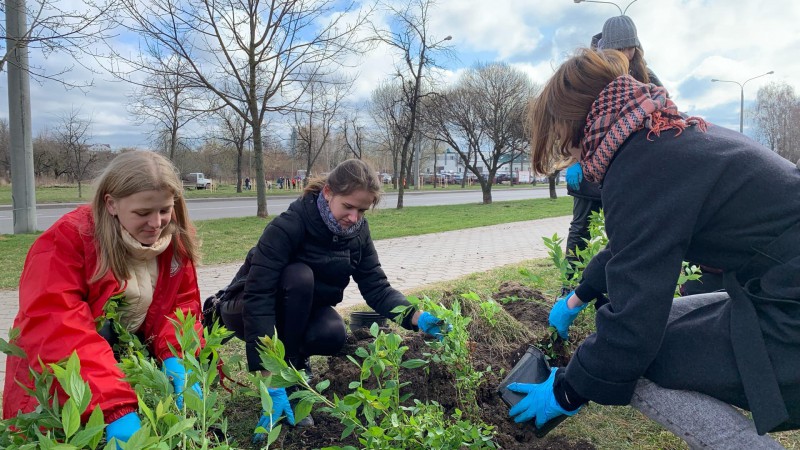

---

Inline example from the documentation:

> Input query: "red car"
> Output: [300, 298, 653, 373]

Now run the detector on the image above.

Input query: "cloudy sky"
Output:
[2, 0, 798, 149]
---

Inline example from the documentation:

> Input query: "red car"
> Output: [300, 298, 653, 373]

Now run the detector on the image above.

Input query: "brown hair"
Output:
[528, 49, 630, 175]
[91, 150, 198, 282]
[629, 47, 650, 84]
[304, 159, 382, 208]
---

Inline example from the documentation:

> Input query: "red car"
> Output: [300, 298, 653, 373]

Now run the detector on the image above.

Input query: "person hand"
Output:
[106, 412, 141, 448]
[253, 387, 296, 444]
[163, 357, 203, 409]
[565, 162, 583, 190]
[548, 291, 588, 340]
[507, 368, 582, 428]
[417, 311, 451, 341]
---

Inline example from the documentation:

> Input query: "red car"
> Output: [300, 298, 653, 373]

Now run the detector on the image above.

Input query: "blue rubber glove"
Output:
[163, 357, 203, 409]
[417, 311, 451, 341]
[548, 291, 588, 340]
[507, 368, 582, 427]
[106, 412, 141, 448]
[565, 162, 583, 190]
[253, 387, 296, 443]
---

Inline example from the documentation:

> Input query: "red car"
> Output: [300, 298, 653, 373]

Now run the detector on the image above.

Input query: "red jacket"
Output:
[2, 205, 202, 423]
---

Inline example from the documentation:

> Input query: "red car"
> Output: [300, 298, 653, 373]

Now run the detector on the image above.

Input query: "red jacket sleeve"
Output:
[13, 219, 137, 423]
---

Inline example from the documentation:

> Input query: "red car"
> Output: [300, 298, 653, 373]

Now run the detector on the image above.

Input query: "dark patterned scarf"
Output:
[316, 192, 365, 237]
[581, 75, 708, 183]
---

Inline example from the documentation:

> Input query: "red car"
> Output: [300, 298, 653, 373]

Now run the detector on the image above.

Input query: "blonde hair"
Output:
[528, 49, 630, 175]
[304, 159, 382, 208]
[91, 150, 198, 282]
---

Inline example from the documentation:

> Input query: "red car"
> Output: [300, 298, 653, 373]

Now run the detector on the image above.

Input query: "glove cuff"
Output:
[554, 368, 587, 412]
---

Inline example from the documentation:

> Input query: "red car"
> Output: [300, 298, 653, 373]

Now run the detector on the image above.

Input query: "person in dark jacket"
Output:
[514, 49, 800, 447]
[563, 14, 663, 275]
[207, 159, 447, 442]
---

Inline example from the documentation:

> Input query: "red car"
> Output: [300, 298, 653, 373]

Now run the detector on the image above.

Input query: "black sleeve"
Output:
[242, 212, 303, 371]
[575, 249, 611, 302]
[565, 133, 709, 405]
[352, 223, 417, 330]
[647, 68, 663, 88]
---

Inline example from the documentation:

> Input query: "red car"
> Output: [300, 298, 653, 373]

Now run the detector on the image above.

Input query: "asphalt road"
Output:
[0, 187, 566, 234]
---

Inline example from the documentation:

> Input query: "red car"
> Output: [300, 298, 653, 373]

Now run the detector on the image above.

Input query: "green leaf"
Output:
[0, 336, 27, 358]
[163, 418, 197, 440]
[400, 359, 427, 369]
[61, 398, 80, 439]
[314, 379, 331, 393]
[268, 425, 282, 446]
[293, 398, 313, 423]
[86, 406, 106, 450]
[67, 424, 105, 448]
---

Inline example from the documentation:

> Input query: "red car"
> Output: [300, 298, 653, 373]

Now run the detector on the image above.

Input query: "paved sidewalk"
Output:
[0, 215, 571, 390]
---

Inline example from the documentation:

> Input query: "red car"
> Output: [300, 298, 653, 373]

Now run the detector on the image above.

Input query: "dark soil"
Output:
[270, 283, 595, 450]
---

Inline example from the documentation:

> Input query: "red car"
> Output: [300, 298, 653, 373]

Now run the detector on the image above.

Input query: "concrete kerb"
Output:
[0, 215, 572, 393]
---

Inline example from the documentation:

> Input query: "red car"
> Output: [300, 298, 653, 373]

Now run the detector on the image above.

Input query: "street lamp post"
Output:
[711, 71, 774, 133]
[573, 0, 638, 15]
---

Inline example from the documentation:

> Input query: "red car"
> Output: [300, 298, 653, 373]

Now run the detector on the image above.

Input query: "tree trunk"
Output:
[548, 170, 560, 199]
[252, 124, 268, 217]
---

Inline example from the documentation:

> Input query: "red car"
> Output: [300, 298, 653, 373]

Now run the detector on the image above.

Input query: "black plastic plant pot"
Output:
[349, 311, 387, 333]
[497, 345, 568, 438]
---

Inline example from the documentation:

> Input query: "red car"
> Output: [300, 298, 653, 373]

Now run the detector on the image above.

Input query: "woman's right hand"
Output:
[252, 387, 295, 443]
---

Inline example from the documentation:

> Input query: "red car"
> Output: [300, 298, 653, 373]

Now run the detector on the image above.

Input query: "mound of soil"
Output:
[273, 283, 594, 449]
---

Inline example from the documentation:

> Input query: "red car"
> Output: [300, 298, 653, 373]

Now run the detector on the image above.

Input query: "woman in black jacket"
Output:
[512, 49, 800, 448]
[208, 159, 446, 441]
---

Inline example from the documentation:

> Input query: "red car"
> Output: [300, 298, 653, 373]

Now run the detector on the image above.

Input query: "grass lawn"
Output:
[0, 196, 572, 289]
[0, 182, 548, 205]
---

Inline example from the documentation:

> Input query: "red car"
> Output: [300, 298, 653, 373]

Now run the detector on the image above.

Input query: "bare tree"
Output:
[294, 75, 350, 181]
[1, 0, 119, 86]
[127, 54, 210, 161]
[213, 106, 252, 192]
[371, 0, 453, 208]
[754, 82, 800, 163]
[55, 108, 97, 198]
[369, 82, 405, 187]
[424, 62, 536, 204]
[341, 110, 367, 160]
[115, 0, 370, 217]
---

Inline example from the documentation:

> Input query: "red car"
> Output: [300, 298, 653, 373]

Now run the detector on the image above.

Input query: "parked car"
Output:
[380, 173, 393, 184]
[183, 172, 212, 189]
[495, 173, 518, 184]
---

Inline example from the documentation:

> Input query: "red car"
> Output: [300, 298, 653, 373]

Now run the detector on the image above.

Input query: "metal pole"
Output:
[739, 86, 744, 134]
[6, 0, 37, 233]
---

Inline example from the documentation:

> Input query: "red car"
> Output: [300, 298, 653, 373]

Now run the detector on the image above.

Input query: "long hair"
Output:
[528, 49, 629, 175]
[91, 150, 198, 282]
[304, 159, 382, 208]
[629, 47, 651, 84]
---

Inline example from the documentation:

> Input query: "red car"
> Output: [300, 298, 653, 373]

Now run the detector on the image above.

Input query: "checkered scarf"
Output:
[581, 75, 708, 183]
[316, 192, 364, 237]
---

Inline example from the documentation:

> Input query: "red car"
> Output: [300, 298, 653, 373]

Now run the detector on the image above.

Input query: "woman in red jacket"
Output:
[3, 150, 203, 446]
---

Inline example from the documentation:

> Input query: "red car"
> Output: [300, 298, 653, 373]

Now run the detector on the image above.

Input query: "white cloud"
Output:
[1, 0, 798, 146]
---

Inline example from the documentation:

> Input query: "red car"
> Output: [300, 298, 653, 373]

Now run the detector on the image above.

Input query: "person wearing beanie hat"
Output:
[562, 14, 668, 280]
[597, 15, 640, 52]
[593, 15, 662, 87]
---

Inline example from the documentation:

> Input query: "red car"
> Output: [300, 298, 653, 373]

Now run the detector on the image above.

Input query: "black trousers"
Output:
[565, 196, 602, 266]
[219, 262, 347, 368]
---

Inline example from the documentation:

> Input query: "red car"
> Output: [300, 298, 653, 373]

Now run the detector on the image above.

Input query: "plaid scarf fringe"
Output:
[581, 75, 708, 183]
